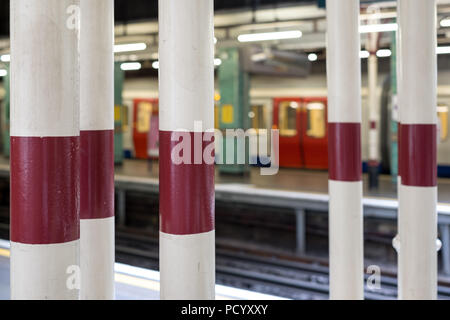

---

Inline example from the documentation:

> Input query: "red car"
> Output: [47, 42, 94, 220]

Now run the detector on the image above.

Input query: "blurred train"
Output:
[124, 90, 450, 177]
[125, 97, 450, 177]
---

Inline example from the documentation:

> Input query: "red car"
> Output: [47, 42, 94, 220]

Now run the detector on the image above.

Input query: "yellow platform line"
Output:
[0, 248, 9, 258]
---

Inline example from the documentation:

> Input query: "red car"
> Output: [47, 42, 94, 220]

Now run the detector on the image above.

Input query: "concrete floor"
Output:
[0, 252, 159, 300]
[0, 242, 282, 300]
[115, 159, 450, 204]
[1, 156, 448, 203]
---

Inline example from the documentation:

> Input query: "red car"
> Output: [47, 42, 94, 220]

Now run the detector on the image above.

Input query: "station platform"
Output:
[0, 240, 285, 300]
[0, 156, 449, 204]
[111, 158, 450, 203]
[110, 159, 450, 233]
[1, 157, 450, 274]
[110, 159, 450, 277]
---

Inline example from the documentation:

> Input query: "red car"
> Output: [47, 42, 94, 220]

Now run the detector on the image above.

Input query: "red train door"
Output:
[273, 97, 303, 168]
[133, 98, 159, 159]
[300, 97, 328, 170]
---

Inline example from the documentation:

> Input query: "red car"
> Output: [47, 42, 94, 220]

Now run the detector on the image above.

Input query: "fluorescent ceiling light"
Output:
[308, 53, 318, 62]
[0, 69, 7, 77]
[238, 30, 302, 42]
[0, 54, 10, 62]
[441, 18, 450, 27]
[120, 62, 141, 71]
[359, 23, 398, 34]
[114, 43, 147, 53]
[360, 50, 370, 59]
[437, 46, 450, 54]
[376, 49, 392, 58]
[152, 58, 221, 69]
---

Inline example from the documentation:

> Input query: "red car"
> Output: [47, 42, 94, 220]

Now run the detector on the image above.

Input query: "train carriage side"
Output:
[273, 97, 303, 168]
[301, 97, 328, 170]
[273, 97, 328, 170]
[438, 103, 450, 177]
[132, 98, 159, 159]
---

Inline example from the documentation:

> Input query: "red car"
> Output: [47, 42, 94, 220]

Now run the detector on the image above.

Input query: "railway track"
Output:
[0, 220, 449, 300]
[115, 230, 327, 300]
[1, 204, 450, 300]
[115, 228, 450, 300]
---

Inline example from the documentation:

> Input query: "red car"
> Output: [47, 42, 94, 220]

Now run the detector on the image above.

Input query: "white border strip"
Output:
[0, 239, 10, 249]
[115, 262, 288, 300]
[114, 175, 450, 215]
[0, 245, 287, 300]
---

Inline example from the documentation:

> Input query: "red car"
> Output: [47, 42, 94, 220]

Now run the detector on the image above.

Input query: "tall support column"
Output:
[10, 0, 80, 299]
[394, 0, 404, 287]
[397, 0, 438, 300]
[390, 25, 399, 184]
[114, 63, 125, 164]
[217, 47, 250, 175]
[367, 55, 380, 187]
[80, 0, 115, 299]
[2, 63, 10, 157]
[326, 0, 364, 300]
[366, 6, 381, 189]
[158, 0, 215, 299]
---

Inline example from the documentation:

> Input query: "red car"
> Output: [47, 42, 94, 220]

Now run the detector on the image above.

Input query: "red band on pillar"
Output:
[400, 124, 437, 187]
[159, 130, 215, 235]
[328, 123, 362, 182]
[80, 130, 114, 220]
[10, 136, 80, 244]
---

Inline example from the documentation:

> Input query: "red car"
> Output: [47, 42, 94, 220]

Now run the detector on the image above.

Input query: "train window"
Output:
[214, 105, 219, 129]
[251, 104, 267, 130]
[279, 101, 298, 137]
[306, 102, 326, 139]
[137, 102, 152, 133]
[214, 93, 220, 129]
[438, 105, 449, 142]
[114, 105, 121, 122]
[221, 104, 234, 124]
[114, 105, 122, 134]
[122, 105, 129, 132]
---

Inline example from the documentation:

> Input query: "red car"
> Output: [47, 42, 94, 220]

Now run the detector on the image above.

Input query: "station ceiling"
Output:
[115, 0, 314, 21]
[0, 0, 315, 37]
[1, 0, 450, 65]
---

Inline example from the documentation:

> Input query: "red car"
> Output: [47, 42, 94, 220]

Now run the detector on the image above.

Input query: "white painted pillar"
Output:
[366, 6, 381, 189]
[326, 0, 364, 300]
[397, 0, 438, 300]
[394, 0, 404, 291]
[79, 0, 115, 299]
[158, 0, 215, 299]
[368, 53, 378, 156]
[10, 0, 80, 299]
